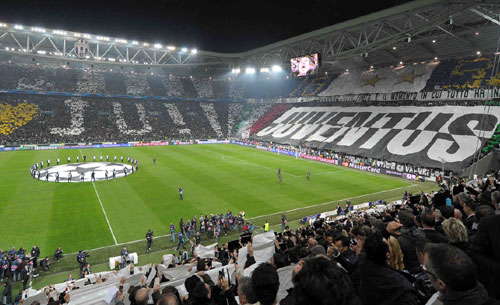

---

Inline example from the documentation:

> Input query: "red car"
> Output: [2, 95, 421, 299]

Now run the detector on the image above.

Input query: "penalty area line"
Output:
[79, 149, 118, 245]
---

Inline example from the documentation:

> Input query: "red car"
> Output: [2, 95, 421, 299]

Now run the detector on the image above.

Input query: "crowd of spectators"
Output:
[0, 95, 254, 145]
[424, 56, 498, 90]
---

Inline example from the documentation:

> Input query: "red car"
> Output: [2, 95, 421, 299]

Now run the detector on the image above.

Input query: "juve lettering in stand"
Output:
[254, 106, 500, 171]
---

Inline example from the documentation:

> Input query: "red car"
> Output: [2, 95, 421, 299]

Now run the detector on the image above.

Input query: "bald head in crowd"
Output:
[157, 293, 180, 305]
[307, 238, 318, 250]
[135, 288, 149, 305]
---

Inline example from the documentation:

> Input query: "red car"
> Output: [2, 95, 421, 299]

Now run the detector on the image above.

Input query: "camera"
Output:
[218, 269, 225, 279]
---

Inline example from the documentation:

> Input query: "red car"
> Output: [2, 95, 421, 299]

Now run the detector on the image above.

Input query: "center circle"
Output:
[34, 162, 136, 183]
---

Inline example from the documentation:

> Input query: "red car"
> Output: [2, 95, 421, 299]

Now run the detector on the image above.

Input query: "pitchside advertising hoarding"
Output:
[252, 106, 500, 171]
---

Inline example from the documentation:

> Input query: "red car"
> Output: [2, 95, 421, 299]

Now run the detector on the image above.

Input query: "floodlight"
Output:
[181, 47, 188, 52]
[191, 49, 197, 54]
[83, 34, 91, 39]
[74, 33, 81, 37]
[143, 43, 149, 47]
[154, 43, 162, 49]
[245, 67, 256, 74]
[14, 25, 23, 30]
[260, 67, 270, 73]
[53, 30, 67, 35]
[272, 65, 282, 72]
[132, 41, 138, 45]
[231, 68, 241, 74]
[167, 46, 175, 51]
[0, 23, 7, 28]
[37, 50, 46, 55]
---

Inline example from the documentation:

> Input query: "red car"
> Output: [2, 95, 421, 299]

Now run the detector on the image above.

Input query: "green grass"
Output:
[0, 143, 427, 256]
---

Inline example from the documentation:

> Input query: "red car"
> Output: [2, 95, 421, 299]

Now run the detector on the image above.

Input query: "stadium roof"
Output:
[0, 0, 499, 70]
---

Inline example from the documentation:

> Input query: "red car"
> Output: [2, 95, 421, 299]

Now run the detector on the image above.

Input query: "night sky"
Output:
[0, 0, 412, 53]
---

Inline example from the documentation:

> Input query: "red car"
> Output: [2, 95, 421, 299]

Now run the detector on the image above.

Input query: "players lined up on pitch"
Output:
[29, 155, 139, 182]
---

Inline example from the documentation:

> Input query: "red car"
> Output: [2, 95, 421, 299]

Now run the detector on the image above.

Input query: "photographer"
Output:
[120, 247, 130, 268]
[76, 250, 89, 272]
[54, 247, 63, 262]
[41, 257, 51, 271]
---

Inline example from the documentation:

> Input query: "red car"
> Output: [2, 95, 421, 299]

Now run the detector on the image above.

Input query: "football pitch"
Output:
[0, 144, 415, 255]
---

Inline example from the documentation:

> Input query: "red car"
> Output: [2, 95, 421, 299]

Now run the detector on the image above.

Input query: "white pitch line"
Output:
[247, 183, 417, 221]
[79, 149, 118, 245]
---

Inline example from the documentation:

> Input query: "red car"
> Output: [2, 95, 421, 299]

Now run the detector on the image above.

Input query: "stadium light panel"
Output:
[143, 43, 149, 47]
[32, 27, 45, 33]
[245, 67, 256, 74]
[260, 67, 270, 73]
[4, 47, 8, 51]
[167, 46, 176, 51]
[272, 65, 282, 72]
[154, 43, 162, 49]
[74, 33, 81, 38]
[132, 41, 138, 45]
[191, 49, 197, 54]
[0, 23, 7, 27]
[231, 68, 241, 74]
[53, 30, 67, 35]
[115, 39, 127, 43]
[37, 50, 47, 55]
[181, 47, 188, 52]
[83, 34, 91, 39]
[14, 25, 23, 30]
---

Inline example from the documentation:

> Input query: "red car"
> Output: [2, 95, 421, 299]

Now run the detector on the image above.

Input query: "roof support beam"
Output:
[470, 8, 500, 26]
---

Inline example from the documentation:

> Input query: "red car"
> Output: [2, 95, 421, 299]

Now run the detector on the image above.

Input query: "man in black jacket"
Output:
[359, 232, 418, 305]
[30, 245, 40, 271]
[424, 243, 498, 305]
[470, 215, 500, 300]
[331, 235, 358, 274]
[421, 210, 448, 244]
[396, 209, 424, 274]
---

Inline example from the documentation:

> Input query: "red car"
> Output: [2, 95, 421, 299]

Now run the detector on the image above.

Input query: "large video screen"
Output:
[290, 53, 319, 77]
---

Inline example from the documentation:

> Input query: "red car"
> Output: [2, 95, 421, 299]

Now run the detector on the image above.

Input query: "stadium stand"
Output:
[425, 56, 500, 90]
[0, 94, 262, 144]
